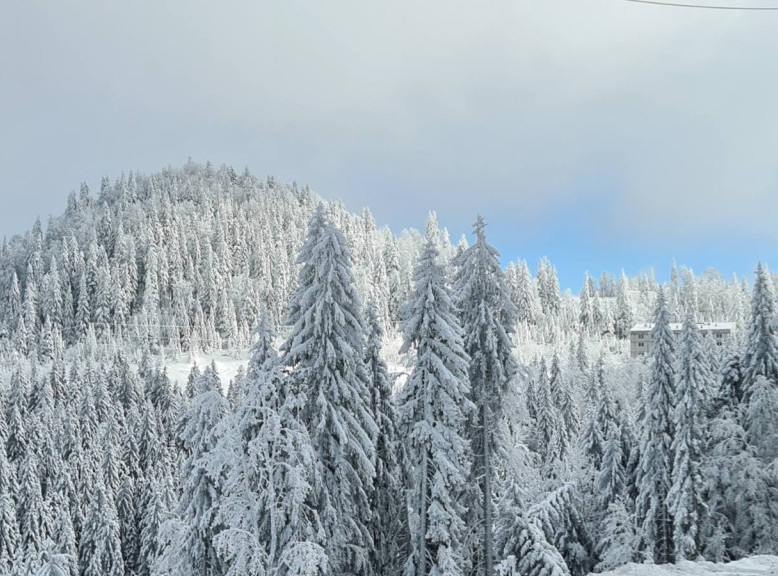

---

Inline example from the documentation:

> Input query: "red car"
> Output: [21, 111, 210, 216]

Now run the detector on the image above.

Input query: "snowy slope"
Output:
[593, 556, 778, 576]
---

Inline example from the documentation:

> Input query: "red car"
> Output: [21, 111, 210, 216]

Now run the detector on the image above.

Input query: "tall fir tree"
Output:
[213, 313, 327, 576]
[453, 217, 517, 576]
[741, 264, 778, 461]
[668, 312, 710, 560]
[364, 302, 409, 576]
[281, 205, 378, 576]
[635, 289, 675, 564]
[157, 366, 228, 576]
[398, 237, 475, 576]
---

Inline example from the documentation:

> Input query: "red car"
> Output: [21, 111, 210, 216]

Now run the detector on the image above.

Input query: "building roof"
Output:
[630, 322, 736, 333]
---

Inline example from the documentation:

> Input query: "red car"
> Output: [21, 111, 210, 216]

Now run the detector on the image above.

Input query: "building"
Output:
[629, 322, 736, 358]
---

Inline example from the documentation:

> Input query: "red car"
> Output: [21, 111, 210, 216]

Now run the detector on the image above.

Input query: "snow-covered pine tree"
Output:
[635, 288, 675, 564]
[494, 479, 570, 576]
[716, 349, 743, 414]
[79, 473, 124, 576]
[579, 273, 593, 334]
[18, 451, 47, 560]
[36, 539, 74, 576]
[594, 356, 618, 451]
[156, 365, 228, 576]
[47, 491, 78, 576]
[365, 301, 409, 576]
[597, 425, 625, 510]
[214, 314, 327, 576]
[668, 312, 710, 560]
[557, 375, 579, 460]
[614, 271, 632, 340]
[138, 475, 167, 576]
[398, 236, 475, 576]
[515, 260, 539, 326]
[575, 330, 588, 374]
[741, 264, 778, 461]
[537, 257, 561, 317]
[281, 204, 377, 576]
[595, 499, 635, 572]
[529, 483, 593, 576]
[0, 441, 20, 573]
[453, 216, 518, 576]
[534, 360, 560, 465]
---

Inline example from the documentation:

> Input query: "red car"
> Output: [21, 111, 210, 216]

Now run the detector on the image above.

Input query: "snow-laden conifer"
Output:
[281, 204, 378, 576]
[669, 312, 710, 560]
[213, 313, 327, 576]
[453, 216, 517, 576]
[398, 236, 474, 576]
[364, 302, 409, 576]
[635, 289, 675, 564]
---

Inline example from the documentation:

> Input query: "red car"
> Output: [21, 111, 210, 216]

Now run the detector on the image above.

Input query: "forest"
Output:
[0, 160, 776, 576]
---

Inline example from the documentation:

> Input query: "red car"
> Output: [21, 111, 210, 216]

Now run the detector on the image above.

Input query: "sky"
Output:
[2, 0, 777, 291]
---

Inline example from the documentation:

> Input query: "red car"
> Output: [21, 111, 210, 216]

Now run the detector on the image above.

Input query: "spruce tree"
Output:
[741, 263, 778, 461]
[215, 317, 327, 576]
[668, 313, 709, 560]
[453, 217, 517, 576]
[158, 366, 228, 576]
[398, 237, 474, 576]
[0, 443, 20, 573]
[281, 205, 377, 576]
[597, 425, 625, 510]
[79, 474, 124, 576]
[635, 289, 675, 564]
[615, 272, 632, 340]
[18, 452, 46, 558]
[495, 479, 570, 576]
[365, 302, 409, 576]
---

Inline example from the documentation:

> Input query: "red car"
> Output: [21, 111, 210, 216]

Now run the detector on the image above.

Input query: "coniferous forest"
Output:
[0, 160, 776, 576]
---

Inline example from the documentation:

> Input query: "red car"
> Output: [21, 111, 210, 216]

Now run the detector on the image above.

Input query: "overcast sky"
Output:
[3, 0, 776, 289]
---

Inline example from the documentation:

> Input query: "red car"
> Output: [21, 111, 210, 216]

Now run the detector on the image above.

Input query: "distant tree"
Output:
[614, 272, 633, 339]
[79, 474, 124, 576]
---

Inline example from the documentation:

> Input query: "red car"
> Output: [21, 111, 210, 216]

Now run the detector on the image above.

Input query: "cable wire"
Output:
[621, 0, 778, 9]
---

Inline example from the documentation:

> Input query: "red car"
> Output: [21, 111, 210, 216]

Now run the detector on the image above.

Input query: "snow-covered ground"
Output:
[164, 351, 249, 392]
[594, 556, 778, 576]
[162, 332, 411, 394]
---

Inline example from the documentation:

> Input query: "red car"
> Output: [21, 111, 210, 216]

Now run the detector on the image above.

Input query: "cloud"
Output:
[2, 0, 778, 242]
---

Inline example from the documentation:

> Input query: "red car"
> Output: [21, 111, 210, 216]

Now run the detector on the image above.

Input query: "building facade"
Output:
[629, 322, 736, 358]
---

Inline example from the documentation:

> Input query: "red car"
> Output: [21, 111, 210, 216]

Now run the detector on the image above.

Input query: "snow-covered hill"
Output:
[594, 556, 778, 576]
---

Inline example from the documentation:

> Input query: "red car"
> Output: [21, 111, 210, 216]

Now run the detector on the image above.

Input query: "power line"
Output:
[621, 0, 778, 9]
